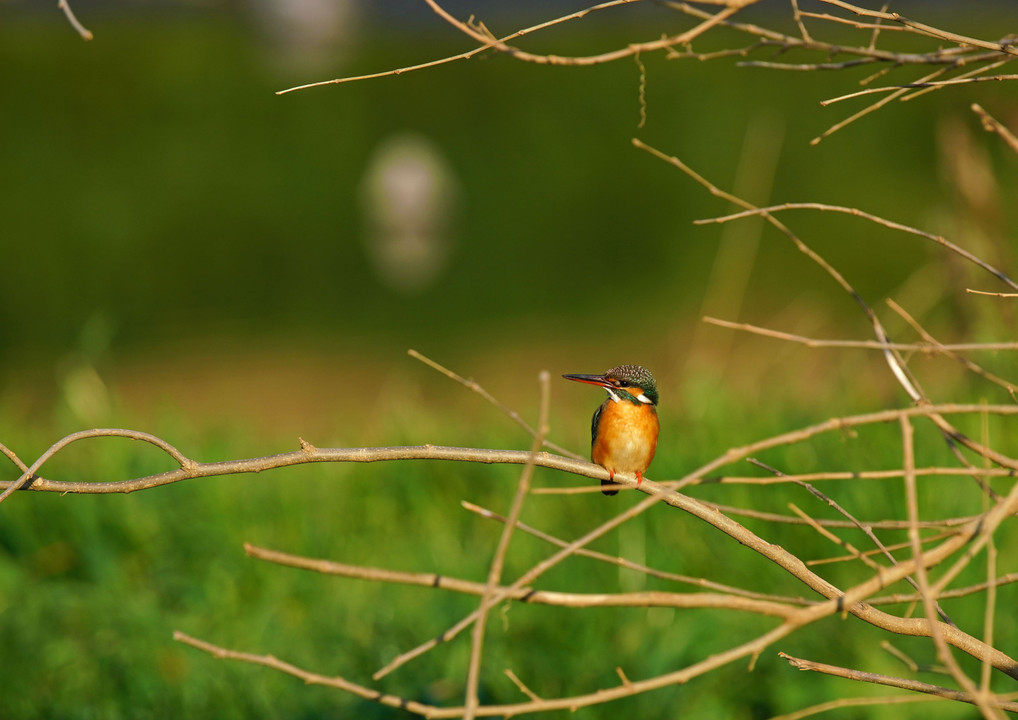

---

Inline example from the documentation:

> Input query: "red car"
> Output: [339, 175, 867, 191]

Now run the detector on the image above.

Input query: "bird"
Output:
[562, 365, 659, 496]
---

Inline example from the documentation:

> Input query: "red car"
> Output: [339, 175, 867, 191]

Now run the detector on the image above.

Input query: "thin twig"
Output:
[754, 457, 953, 624]
[870, 573, 1018, 607]
[461, 501, 814, 605]
[422, 0, 749, 68]
[58, 0, 93, 40]
[971, 103, 1018, 155]
[968, 289, 1018, 298]
[0, 428, 195, 505]
[408, 350, 582, 460]
[886, 298, 1015, 406]
[900, 416, 1004, 719]
[277, 0, 641, 94]
[464, 371, 550, 719]
[898, 58, 1012, 105]
[817, 0, 1018, 56]
[822, 73, 1018, 105]
[503, 669, 541, 702]
[702, 317, 1018, 352]
[779, 652, 1018, 712]
[812, 65, 949, 144]
[980, 409, 999, 694]
[244, 543, 800, 616]
[695, 201, 1018, 290]
[810, 531, 956, 568]
[0, 442, 29, 472]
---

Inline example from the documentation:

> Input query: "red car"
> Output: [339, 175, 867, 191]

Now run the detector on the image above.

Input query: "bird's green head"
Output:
[604, 364, 658, 406]
[562, 364, 658, 406]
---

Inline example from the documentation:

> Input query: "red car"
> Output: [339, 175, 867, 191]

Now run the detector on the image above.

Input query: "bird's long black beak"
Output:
[562, 373, 612, 389]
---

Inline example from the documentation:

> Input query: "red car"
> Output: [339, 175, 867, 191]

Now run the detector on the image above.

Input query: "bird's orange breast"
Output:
[591, 400, 659, 475]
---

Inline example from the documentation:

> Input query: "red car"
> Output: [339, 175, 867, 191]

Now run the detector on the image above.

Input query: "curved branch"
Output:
[58, 0, 93, 41]
[695, 202, 1018, 290]
[422, 0, 750, 68]
[818, 0, 1018, 56]
[6, 405, 1018, 496]
[2, 442, 603, 495]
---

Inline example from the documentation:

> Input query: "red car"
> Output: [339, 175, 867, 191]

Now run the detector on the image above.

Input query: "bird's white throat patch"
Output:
[605, 387, 652, 404]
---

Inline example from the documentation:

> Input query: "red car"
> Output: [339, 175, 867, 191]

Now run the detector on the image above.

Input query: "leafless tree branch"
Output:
[779, 652, 1018, 713]
[58, 0, 92, 41]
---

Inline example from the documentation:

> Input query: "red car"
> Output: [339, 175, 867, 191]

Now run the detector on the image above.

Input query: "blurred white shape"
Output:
[249, 0, 359, 73]
[359, 133, 459, 293]
[60, 312, 115, 424]
[62, 364, 111, 425]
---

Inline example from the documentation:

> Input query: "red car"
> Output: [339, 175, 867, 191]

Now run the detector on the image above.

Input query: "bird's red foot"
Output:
[601, 469, 619, 496]
[636, 471, 644, 486]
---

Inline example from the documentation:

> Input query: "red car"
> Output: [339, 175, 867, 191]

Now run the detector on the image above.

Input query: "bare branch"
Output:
[871, 573, 1018, 608]
[695, 201, 1018, 290]
[421, 0, 750, 68]
[464, 371, 550, 719]
[504, 669, 542, 702]
[408, 350, 582, 460]
[779, 652, 1018, 712]
[972, 103, 1018, 155]
[58, 0, 93, 41]
[968, 289, 1018, 298]
[816, 0, 1018, 56]
[0, 440, 605, 495]
[900, 415, 1004, 719]
[823, 73, 1018, 105]
[244, 543, 800, 617]
[703, 316, 1018, 353]
[462, 500, 814, 605]
[886, 298, 1016, 400]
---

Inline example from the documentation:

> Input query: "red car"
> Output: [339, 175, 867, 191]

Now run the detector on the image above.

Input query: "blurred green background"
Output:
[1, 2, 1017, 718]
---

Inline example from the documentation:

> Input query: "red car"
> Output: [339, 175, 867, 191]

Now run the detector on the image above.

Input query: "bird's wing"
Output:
[590, 402, 604, 447]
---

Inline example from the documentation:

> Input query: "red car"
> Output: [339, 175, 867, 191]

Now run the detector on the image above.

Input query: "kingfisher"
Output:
[562, 365, 659, 496]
